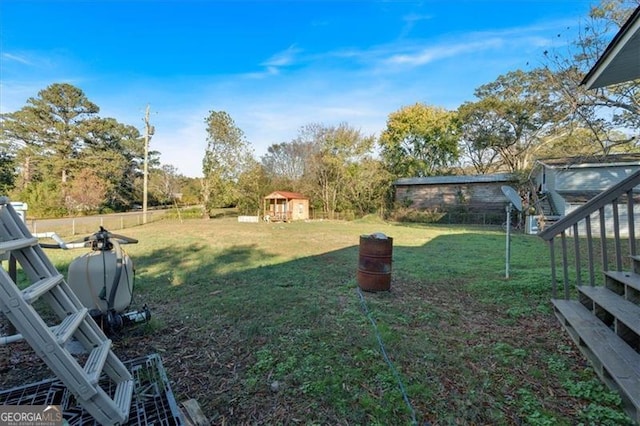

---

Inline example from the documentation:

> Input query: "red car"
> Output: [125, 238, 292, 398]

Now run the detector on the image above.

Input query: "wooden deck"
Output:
[538, 169, 640, 423]
[553, 290, 640, 422]
[265, 211, 292, 222]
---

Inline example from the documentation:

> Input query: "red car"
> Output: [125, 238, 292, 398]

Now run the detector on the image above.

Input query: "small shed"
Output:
[263, 191, 309, 222]
[394, 173, 517, 214]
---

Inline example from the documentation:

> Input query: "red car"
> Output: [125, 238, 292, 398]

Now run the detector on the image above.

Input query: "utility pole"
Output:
[143, 104, 154, 224]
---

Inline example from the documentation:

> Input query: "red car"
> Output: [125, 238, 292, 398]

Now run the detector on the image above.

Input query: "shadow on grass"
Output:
[110, 229, 628, 426]
[3, 226, 628, 425]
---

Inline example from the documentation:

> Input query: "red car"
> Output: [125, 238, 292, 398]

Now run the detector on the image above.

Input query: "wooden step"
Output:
[604, 270, 640, 303]
[552, 299, 640, 422]
[630, 255, 640, 275]
[578, 286, 640, 348]
[22, 274, 64, 304]
[579, 286, 640, 334]
[0, 237, 38, 254]
[84, 340, 111, 384]
[53, 309, 88, 345]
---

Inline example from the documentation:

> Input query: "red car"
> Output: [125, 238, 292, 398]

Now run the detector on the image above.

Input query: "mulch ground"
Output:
[0, 277, 618, 425]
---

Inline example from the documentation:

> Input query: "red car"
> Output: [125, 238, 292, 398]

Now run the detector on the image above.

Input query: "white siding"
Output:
[567, 203, 640, 238]
[556, 166, 639, 191]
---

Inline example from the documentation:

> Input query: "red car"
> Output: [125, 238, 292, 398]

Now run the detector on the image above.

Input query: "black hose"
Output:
[107, 239, 124, 313]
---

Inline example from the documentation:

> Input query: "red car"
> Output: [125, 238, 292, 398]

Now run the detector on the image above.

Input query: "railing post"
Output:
[613, 201, 623, 271]
[573, 223, 581, 287]
[585, 216, 596, 286]
[561, 231, 570, 299]
[600, 206, 608, 272]
[537, 169, 640, 304]
[627, 189, 636, 256]
[549, 239, 557, 299]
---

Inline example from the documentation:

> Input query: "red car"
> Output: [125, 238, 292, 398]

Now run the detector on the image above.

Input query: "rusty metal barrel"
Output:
[357, 233, 393, 292]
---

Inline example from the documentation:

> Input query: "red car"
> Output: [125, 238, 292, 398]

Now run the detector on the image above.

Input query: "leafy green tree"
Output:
[176, 176, 202, 206]
[262, 123, 385, 219]
[344, 158, 394, 217]
[457, 69, 569, 174]
[19, 180, 66, 218]
[236, 160, 272, 216]
[457, 135, 502, 174]
[261, 139, 316, 200]
[0, 151, 15, 195]
[2, 83, 100, 185]
[80, 117, 145, 209]
[542, 0, 640, 156]
[261, 140, 313, 182]
[1, 83, 149, 215]
[149, 164, 181, 207]
[298, 123, 375, 219]
[379, 103, 459, 178]
[64, 168, 107, 214]
[202, 111, 254, 214]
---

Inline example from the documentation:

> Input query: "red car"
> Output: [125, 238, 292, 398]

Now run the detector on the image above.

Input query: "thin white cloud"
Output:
[2, 52, 32, 65]
[245, 45, 304, 79]
[0, 49, 79, 74]
[243, 66, 280, 79]
[0, 7, 586, 180]
[261, 45, 302, 68]
[386, 38, 504, 66]
[374, 16, 577, 68]
[399, 13, 433, 38]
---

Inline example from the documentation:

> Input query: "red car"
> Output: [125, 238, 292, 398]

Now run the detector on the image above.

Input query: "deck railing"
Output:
[267, 211, 292, 222]
[538, 169, 640, 299]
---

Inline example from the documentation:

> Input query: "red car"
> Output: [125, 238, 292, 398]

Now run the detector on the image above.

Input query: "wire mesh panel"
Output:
[0, 353, 183, 426]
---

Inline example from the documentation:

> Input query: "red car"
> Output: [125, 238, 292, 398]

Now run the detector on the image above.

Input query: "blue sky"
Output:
[1, 0, 595, 178]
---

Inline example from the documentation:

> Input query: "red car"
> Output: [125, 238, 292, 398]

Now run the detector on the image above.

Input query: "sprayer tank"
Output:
[67, 250, 134, 313]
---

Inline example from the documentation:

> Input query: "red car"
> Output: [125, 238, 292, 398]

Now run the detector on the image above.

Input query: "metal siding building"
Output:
[394, 173, 517, 214]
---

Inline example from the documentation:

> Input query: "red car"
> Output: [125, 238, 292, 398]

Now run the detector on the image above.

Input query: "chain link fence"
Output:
[26, 211, 166, 238]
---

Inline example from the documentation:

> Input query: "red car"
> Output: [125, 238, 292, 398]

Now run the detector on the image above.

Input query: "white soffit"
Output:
[583, 7, 640, 89]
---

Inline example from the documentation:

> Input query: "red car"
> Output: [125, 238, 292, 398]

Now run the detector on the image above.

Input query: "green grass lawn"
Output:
[8, 216, 634, 425]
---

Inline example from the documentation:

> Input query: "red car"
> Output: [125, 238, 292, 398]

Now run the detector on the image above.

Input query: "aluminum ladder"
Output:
[0, 198, 133, 425]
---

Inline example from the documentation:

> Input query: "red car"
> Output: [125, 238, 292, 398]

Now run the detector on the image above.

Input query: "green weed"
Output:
[11, 217, 630, 424]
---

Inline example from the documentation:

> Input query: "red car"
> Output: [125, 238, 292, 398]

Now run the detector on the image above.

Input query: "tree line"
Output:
[0, 83, 200, 217]
[2, 1, 640, 219]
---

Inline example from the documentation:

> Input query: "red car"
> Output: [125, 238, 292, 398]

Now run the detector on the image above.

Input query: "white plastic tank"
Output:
[67, 249, 134, 313]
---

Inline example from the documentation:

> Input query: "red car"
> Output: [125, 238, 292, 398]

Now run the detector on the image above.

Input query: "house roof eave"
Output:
[264, 191, 308, 200]
[536, 154, 640, 169]
[581, 6, 640, 89]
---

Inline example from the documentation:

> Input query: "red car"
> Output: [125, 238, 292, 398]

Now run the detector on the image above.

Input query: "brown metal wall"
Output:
[395, 182, 508, 213]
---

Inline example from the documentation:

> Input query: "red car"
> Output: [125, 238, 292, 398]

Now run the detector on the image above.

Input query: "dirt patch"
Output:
[0, 276, 624, 425]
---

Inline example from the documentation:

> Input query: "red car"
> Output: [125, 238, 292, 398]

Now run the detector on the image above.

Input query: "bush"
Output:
[391, 207, 503, 225]
[391, 207, 446, 223]
[164, 207, 206, 220]
[341, 210, 356, 221]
